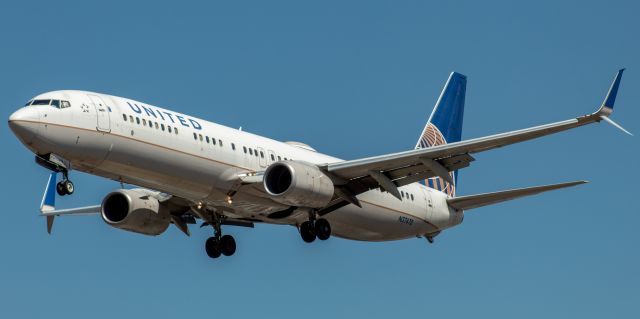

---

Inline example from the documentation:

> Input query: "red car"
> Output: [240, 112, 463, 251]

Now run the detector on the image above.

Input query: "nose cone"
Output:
[8, 107, 40, 145]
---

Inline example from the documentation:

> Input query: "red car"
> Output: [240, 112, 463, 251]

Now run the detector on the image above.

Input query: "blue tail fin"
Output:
[416, 72, 467, 196]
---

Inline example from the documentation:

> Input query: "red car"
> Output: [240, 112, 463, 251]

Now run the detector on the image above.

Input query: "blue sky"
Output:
[1, 1, 638, 318]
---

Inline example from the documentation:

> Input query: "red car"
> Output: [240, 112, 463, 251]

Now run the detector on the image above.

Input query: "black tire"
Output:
[56, 182, 66, 196]
[220, 235, 236, 256]
[64, 180, 74, 195]
[205, 237, 222, 258]
[300, 221, 316, 243]
[315, 218, 331, 241]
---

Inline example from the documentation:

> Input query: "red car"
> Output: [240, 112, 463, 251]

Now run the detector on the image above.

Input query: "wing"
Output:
[38, 172, 254, 235]
[322, 70, 627, 206]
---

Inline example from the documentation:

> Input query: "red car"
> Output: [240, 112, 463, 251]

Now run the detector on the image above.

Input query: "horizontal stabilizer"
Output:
[447, 180, 587, 211]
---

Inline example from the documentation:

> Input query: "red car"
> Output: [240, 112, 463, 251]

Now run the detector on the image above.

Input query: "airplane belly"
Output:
[325, 202, 436, 241]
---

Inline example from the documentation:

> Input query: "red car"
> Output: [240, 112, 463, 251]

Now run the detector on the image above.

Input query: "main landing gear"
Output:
[299, 217, 331, 243]
[55, 170, 74, 196]
[205, 214, 236, 259]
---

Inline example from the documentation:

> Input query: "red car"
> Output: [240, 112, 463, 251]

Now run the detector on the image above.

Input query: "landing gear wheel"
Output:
[63, 180, 74, 195]
[220, 235, 236, 256]
[300, 221, 316, 243]
[205, 237, 222, 258]
[315, 218, 331, 240]
[56, 182, 66, 196]
[56, 180, 74, 196]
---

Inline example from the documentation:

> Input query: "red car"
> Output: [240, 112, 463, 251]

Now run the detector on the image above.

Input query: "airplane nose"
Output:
[8, 107, 41, 145]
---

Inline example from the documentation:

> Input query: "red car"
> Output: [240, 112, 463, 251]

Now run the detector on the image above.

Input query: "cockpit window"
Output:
[28, 99, 71, 108]
[31, 99, 51, 106]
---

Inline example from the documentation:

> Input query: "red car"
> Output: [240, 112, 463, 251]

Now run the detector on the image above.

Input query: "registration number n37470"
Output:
[398, 216, 414, 225]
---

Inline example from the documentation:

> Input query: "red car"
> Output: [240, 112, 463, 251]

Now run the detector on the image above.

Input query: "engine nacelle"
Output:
[263, 161, 334, 208]
[101, 189, 171, 236]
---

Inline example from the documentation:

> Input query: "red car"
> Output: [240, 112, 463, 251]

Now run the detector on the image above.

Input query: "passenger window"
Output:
[199, 134, 203, 141]
[249, 148, 253, 155]
[51, 100, 60, 108]
[270, 154, 275, 161]
[411, 194, 414, 201]
[243, 146, 247, 154]
[155, 122, 159, 129]
[193, 133, 197, 140]
[122, 114, 127, 121]
[174, 127, 178, 134]
[254, 149, 258, 157]
[231, 143, 236, 150]
[149, 121, 153, 128]
[277, 156, 281, 161]
[219, 140, 223, 147]
[142, 119, 147, 126]
[260, 151, 264, 158]
[129, 115, 134, 123]
[61, 100, 71, 108]
[168, 126, 172, 133]
[161, 124, 165, 131]
[206, 136, 210, 143]
[136, 117, 140, 124]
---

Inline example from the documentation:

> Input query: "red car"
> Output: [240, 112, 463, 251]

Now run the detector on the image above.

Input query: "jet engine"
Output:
[101, 189, 171, 236]
[263, 161, 334, 208]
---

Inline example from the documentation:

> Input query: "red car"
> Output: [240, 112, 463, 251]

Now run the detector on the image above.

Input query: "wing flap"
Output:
[447, 180, 588, 211]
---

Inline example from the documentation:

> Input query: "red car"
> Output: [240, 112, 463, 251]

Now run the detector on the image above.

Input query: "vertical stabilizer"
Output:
[416, 72, 467, 196]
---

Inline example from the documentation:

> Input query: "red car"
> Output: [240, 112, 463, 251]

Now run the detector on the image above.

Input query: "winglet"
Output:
[40, 172, 57, 234]
[595, 68, 631, 135]
[597, 68, 625, 116]
[602, 68, 625, 110]
[601, 115, 633, 136]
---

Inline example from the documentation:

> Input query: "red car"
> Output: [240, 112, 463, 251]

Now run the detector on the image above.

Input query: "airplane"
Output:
[8, 69, 629, 259]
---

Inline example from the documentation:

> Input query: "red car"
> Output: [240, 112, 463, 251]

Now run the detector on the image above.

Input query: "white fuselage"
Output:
[10, 90, 463, 241]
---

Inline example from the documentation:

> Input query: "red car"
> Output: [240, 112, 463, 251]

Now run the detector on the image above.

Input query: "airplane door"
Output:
[423, 188, 434, 220]
[88, 95, 110, 132]
[258, 147, 267, 168]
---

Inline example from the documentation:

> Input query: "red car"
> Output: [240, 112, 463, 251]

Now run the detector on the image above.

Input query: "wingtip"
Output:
[567, 180, 588, 187]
